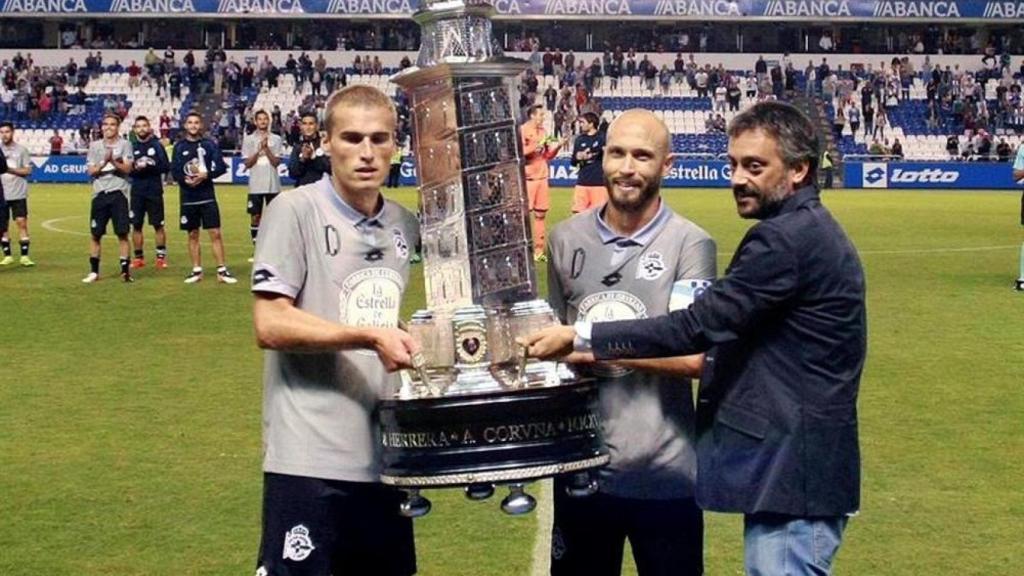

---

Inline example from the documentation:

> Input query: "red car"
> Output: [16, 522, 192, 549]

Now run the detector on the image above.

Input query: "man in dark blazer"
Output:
[524, 101, 866, 576]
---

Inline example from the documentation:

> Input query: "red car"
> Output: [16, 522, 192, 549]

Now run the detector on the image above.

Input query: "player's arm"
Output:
[154, 143, 171, 175]
[85, 146, 103, 177]
[9, 152, 30, 177]
[207, 142, 228, 179]
[113, 146, 134, 175]
[265, 138, 282, 167]
[521, 131, 541, 159]
[1012, 150, 1024, 181]
[241, 137, 261, 169]
[287, 144, 307, 180]
[253, 294, 419, 372]
[0, 149, 8, 175]
[170, 143, 186, 183]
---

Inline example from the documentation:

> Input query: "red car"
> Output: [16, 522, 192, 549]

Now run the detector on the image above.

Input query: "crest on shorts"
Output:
[636, 251, 666, 281]
[282, 524, 315, 562]
[393, 229, 409, 260]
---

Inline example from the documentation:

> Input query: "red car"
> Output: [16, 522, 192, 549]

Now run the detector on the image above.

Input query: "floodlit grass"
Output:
[0, 184, 1021, 575]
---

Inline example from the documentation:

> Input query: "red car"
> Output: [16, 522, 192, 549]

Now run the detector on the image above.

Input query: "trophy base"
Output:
[379, 378, 607, 489]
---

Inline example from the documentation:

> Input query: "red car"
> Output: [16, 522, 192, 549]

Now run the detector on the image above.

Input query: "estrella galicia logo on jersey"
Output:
[109, 0, 195, 12]
[252, 268, 275, 285]
[637, 251, 666, 281]
[218, 0, 303, 12]
[570, 248, 586, 279]
[2, 0, 85, 12]
[323, 225, 339, 256]
[282, 524, 315, 562]
[392, 229, 409, 260]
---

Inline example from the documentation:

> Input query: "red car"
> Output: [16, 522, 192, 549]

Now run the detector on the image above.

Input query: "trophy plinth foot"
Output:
[464, 482, 495, 501]
[399, 489, 432, 518]
[565, 471, 599, 498]
[500, 483, 536, 515]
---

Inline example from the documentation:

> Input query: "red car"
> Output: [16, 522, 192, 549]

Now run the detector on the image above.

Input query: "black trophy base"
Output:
[378, 379, 607, 488]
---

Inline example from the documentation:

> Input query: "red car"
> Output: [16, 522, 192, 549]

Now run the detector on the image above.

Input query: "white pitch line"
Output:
[530, 479, 553, 576]
[42, 216, 89, 236]
[41, 214, 255, 249]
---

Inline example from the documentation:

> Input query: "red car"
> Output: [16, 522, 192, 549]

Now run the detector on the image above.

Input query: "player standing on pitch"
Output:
[1014, 142, 1024, 291]
[129, 116, 170, 270]
[0, 122, 34, 267]
[521, 104, 567, 262]
[83, 114, 135, 283]
[287, 111, 332, 187]
[242, 109, 284, 258]
[569, 112, 607, 214]
[545, 109, 714, 576]
[251, 85, 421, 576]
[172, 112, 237, 285]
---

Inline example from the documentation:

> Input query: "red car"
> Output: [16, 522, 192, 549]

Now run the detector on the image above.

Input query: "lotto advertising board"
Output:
[844, 161, 1019, 190]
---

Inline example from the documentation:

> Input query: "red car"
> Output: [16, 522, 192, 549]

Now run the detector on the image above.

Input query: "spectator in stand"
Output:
[996, 138, 1012, 162]
[890, 137, 904, 160]
[832, 106, 846, 140]
[868, 138, 887, 159]
[49, 130, 63, 155]
[694, 66, 709, 98]
[659, 65, 672, 95]
[714, 82, 727, 112]
[946, 135, 960, 159]
[127, 61, 141, 88]
[643, 58, 657, 91]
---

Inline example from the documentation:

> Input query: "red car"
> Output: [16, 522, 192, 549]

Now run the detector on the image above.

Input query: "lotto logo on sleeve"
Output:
[669, 279, 713, 312]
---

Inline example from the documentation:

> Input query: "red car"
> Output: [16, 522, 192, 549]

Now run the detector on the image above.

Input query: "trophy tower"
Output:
[393, 0, 561, 393]
[377, 0, 608, 516]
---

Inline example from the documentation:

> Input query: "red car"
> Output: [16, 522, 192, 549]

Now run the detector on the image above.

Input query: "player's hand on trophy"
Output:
[371, 327, 422, 372]
[518, 325, 576, 360]
[301, 143, 314, 159]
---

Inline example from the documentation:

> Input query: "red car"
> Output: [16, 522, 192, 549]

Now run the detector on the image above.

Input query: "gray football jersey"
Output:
[547, 203, 716, 499]
[242, 131, 284, 195]
[0, 142, 30, 200]
[87, 138, 133, 197]
[251, 177, 420, 482]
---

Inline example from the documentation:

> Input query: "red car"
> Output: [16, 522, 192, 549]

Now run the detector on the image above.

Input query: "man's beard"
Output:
[606, 176, 660, 214]
[733, 181, 790, 220]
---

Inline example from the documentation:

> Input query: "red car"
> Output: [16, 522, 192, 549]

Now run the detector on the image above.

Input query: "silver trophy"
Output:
[380, 0, 607, 516]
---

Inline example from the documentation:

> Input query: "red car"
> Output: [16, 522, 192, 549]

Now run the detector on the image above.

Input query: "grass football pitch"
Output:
[0, 184, 1022, 575]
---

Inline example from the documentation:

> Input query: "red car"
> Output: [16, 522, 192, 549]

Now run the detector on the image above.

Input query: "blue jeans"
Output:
[744, 513, 848, 576]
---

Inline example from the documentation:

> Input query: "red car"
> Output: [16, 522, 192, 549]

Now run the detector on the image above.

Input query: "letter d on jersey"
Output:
[283, 524, 315, 562]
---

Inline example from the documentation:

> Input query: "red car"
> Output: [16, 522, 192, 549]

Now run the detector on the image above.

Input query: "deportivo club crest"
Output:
[636, 251, 666, 281]
[282, 524, 315, 562]
[393, 229, 410, 259]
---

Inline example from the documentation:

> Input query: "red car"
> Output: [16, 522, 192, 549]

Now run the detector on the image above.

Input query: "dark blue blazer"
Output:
[592, 186, 866, 517]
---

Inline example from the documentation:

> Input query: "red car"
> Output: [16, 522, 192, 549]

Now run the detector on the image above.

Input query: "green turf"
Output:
[0, 184, 1021, 575]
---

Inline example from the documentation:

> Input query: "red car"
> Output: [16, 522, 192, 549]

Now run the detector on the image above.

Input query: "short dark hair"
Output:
[134, 115, 149, 123]
[0, 121, 13, 131]
[580, 112, 599, 128]
[254, 109, 269, 120]
[102, 113, 122, 125]
[526, 104, 544, 118]
[728, 101, 820, 186]
[185, 111, 203, 121]
[300, 111, 318, 122]
[323, 85, 396, 134]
